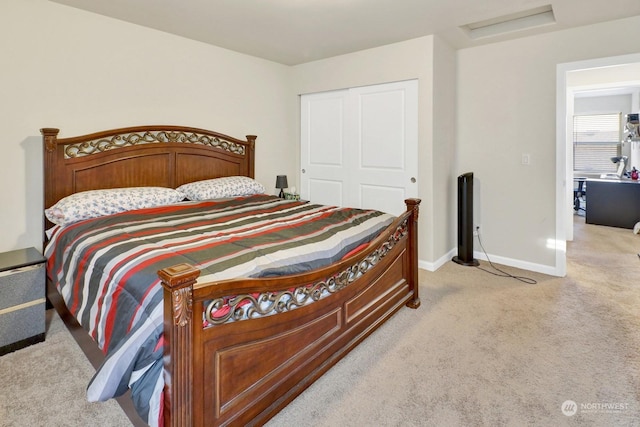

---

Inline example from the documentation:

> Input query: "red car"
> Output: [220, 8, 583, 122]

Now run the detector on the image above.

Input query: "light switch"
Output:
[522, 153, 530, 165]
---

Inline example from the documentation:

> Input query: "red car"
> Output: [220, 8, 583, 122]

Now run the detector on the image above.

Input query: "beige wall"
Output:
[568, 62, 640, 88]
[431, 36, 458, 265]
[5, 0, 640, 274]
[457, 15, 640, 273]
[0, 0, 295, 253]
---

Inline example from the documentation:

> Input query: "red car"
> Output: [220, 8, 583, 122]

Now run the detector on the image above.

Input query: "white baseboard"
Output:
[420, 248, 562, 277]
[472, 250, 561, 276]
[418, 248, 456, 272]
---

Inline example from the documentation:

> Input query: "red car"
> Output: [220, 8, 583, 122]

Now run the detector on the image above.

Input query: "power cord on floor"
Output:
[474, 228, 537, 284]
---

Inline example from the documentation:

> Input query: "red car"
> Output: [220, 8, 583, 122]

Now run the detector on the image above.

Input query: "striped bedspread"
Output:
[45, 194, 394, 425]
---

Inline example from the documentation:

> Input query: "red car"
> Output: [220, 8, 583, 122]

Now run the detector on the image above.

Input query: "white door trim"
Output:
[556, 52, 640, 277]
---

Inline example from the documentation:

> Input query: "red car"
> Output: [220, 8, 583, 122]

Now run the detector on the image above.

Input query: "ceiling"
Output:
[50, 0, 640, 65]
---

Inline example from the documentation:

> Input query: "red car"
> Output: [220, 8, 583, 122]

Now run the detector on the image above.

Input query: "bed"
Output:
[41, 125, 421, 426]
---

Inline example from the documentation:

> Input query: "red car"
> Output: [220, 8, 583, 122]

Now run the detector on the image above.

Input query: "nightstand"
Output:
[0, 247, 47, 356]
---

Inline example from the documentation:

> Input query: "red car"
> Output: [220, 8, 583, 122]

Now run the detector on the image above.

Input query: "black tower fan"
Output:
[452, 172, 479, 266]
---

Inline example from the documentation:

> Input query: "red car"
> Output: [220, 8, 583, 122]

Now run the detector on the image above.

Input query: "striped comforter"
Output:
[45, 194, 394, 426]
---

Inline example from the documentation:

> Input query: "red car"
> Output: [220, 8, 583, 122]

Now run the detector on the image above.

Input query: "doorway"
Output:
[556, 53, 640, 273]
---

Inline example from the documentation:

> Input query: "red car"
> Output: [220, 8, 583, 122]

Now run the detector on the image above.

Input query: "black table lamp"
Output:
[276, 175, 288, 198]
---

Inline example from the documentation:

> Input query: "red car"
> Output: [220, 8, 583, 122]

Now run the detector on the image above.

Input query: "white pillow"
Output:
[177, 176, 266, 201]
[45, 187, 185, 226]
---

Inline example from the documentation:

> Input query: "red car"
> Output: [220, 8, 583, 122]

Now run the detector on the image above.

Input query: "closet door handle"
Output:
[302, 169, 306, 173]
[410, 177, 416, 183]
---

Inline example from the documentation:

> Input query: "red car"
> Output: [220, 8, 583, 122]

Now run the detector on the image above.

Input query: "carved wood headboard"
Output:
[41, 125, 256, 229]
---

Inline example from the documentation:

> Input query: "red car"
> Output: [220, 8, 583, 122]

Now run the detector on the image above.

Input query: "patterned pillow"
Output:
[177, 176, 266, 201]
[45, 187, 185, 226]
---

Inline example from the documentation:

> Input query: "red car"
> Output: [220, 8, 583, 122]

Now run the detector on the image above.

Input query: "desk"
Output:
[585, 178, 640, 229]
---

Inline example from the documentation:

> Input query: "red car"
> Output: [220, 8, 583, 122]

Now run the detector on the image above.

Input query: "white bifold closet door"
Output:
[300, 79, 418, 216]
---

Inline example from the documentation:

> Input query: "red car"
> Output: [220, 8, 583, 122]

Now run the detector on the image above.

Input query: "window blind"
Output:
[573, 113, 621, 173]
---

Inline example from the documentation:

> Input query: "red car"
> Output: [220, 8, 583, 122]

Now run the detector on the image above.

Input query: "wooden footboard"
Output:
[159, 199, 420, 426]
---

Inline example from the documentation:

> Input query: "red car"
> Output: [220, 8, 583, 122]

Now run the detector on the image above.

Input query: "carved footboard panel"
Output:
[160, 199, 420, 426]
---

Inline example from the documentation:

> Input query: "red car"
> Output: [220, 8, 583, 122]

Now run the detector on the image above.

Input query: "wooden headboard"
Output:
[41, 125, 256, 227]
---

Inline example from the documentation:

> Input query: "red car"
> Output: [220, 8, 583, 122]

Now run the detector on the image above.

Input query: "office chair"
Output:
[574, 177, 586, 212]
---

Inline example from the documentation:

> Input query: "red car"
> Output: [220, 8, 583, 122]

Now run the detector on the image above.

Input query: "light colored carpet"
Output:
[0, 309, 131, 426]
[267, 217, 640, 426]
[1, 216, 638, 426]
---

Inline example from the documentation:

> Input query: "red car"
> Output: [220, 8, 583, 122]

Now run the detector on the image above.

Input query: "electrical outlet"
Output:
[473, 225, 481, 236]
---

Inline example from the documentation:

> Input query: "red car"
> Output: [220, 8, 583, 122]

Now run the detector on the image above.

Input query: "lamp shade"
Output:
[275, 175, 288, 189]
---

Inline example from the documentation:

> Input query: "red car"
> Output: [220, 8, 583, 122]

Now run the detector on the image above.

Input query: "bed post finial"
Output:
[159, 263, 200, 327]
[246, 135, 257, 178]
[158, 263, 200, 427]
[41, 128, 59, 152]
[405, 198, 421, 309]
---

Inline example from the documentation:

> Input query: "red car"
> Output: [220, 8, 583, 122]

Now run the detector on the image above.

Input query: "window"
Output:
[573, 113, 621, 173]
